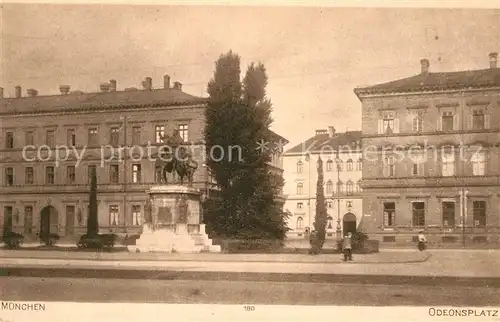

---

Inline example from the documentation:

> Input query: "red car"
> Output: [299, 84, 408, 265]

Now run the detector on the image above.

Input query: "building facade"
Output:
[354, 52, 500, 246]
[283, 128, 363, 241]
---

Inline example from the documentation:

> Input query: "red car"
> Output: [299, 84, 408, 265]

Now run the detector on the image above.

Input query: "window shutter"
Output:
[453, 114, 459, 131]
[393, 118, 400, 134]
[484, 114, 491, 129]
[378, 120, 384, 135]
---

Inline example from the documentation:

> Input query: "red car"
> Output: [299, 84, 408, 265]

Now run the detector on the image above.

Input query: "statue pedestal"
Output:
[128, 184, 220, 253]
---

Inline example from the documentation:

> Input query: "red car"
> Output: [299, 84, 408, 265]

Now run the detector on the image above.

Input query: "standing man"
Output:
[343, 232, 353, 261]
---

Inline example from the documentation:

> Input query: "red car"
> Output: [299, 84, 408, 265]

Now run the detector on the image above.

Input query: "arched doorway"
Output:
[343, 212, 357, 235]
[40, 206, 58, 239]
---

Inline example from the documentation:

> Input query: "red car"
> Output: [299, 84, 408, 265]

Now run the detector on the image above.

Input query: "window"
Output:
[109, 205, 119, 226]
[326, 180, 333, 194]
[346, 181, 354, 195]
[3, 206, 13, 228]
[24, 206, 33, 234]
[155, 125, 165, 143]
[472, 109, 485, 130]
[442, 111, 454, 132]
[473, 201, 486, 227]
[356, 181, 362, 192]
[346, 201, 353, 208]
[442, 150, 455, 177]
[66, 165, 76, 184]
[88, 128, 98, 146]
[472, 152, 486, 176]
[46, 166, 55, 184]
[132, 126, 141, 145]
[46, 130, 55, 147]
[132, 164, 142, 183]
[346, 159, 353, 171]
[297, 202, 303, 209]
[4, 167, 14, 186]
[296, 217, 304, 229]
[25, 167, 34, 184]
[155, 166, 162, 183]
[356, 159, 362, 171]
[25, 131, 34, 146]
[326, 160, 333, 172]
[109, 127, 120, 146]
[178, 124, 189, 142]
[442, 202, 455, 227]
[5, 131, 14, 149]
[296, 183, 303, 195]
[327, 216, 333, 229]
[109, 165, 119, 183]
[384, 156, 395, 177]
[337, 181, 344, 193]
[383, 202, 395, 227]
[88, 165, 97, 184]
[379, 111, 398, 135]
[66, 205, 75, 229]
[296, 161, 303, 174]
[132, 205, 141, 226]
[410, 151, 424, 176]
[412, 202, 425, 227]
[413, 111, 424, 133]
[67, 129, 76, 146]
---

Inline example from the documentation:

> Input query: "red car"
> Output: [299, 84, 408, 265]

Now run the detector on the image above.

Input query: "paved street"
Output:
[2, 276, 499, 306]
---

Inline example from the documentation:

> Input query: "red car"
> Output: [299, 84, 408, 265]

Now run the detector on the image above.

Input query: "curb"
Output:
[1, 266, 499, 288]
[0, 253, 432, 265]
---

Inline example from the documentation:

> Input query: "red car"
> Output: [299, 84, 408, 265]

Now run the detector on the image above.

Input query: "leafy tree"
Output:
[313, 157, 328, 250]
[204, 51, 289, 241]
[87, 166, 99, 237]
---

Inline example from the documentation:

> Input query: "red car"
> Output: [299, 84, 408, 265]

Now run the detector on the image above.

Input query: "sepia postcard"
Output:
[0, 1, 500, 321]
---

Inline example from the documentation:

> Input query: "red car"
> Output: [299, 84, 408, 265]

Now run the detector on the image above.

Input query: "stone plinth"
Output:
[128, 184, 220, 253]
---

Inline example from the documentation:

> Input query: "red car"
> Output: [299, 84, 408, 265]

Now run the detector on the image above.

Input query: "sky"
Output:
[1, 4, 499, 147]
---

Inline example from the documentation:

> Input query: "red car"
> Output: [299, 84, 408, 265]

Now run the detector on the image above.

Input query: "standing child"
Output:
[342, 232, 353, 261]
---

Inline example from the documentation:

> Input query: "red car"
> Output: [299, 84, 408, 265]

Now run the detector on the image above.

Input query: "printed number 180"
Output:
[244, 306, 255, 311]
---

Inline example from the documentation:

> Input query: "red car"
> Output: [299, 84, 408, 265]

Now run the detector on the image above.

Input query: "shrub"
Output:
[3, 231, 24, 249]
[223, 239, 282, 253]
[77, 233, 117, 250]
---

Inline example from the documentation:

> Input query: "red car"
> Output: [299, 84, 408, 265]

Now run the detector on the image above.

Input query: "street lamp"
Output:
[335, 156, 342, 242]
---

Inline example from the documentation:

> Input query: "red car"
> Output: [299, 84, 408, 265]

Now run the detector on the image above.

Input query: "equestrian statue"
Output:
[155, 130, 198, 186]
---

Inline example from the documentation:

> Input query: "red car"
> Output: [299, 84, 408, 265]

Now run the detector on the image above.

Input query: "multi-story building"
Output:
[0, 75, 288, 242]
[354, 52, 500, 246]
[283, 127, 363, 241]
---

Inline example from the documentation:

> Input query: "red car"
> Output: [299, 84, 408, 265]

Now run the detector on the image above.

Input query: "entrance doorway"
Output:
[40, 206, 58, 239]
[342, 212, 357, 235]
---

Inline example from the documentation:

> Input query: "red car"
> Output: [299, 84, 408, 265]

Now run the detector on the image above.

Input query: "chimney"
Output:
[26, 89, 38, 97]
[100, 83, 110, 92]
[315, 129, 327, 136]
[173, 81, 182, 91]
[142, 77, 153, 90]
[59, 85, 70, 95]
[327, 126, 336, 139]
[164, 74, 171, 89]
[15, 86, 21, 98]
[420, 59, 430, 75]
[109, 79, 117, 92]
[0, 87, 3, 99]
[489, 52, 498, 68]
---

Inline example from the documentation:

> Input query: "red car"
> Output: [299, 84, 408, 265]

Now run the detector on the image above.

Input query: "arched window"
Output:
[357, 180, 362, 192]
[296, 183, 303, 195]
[346, 180, 354, 195]
[296, 217, 304, 229]
[346, 159, 353, 171]
[327, 216, 333, 229]
[326, 180, 333, 194]
[356, 159, 363, 171]
[326, 160, 333, 172]
[297, 161, 303, 174]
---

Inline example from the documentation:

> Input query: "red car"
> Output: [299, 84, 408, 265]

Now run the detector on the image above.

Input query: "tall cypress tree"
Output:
[314, 157, 328, 249]
[204, 51, 289, 240]
[87, 167, 99, 237]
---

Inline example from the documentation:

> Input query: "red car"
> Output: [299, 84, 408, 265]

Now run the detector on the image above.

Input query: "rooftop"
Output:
[285, 128, 361, 154]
